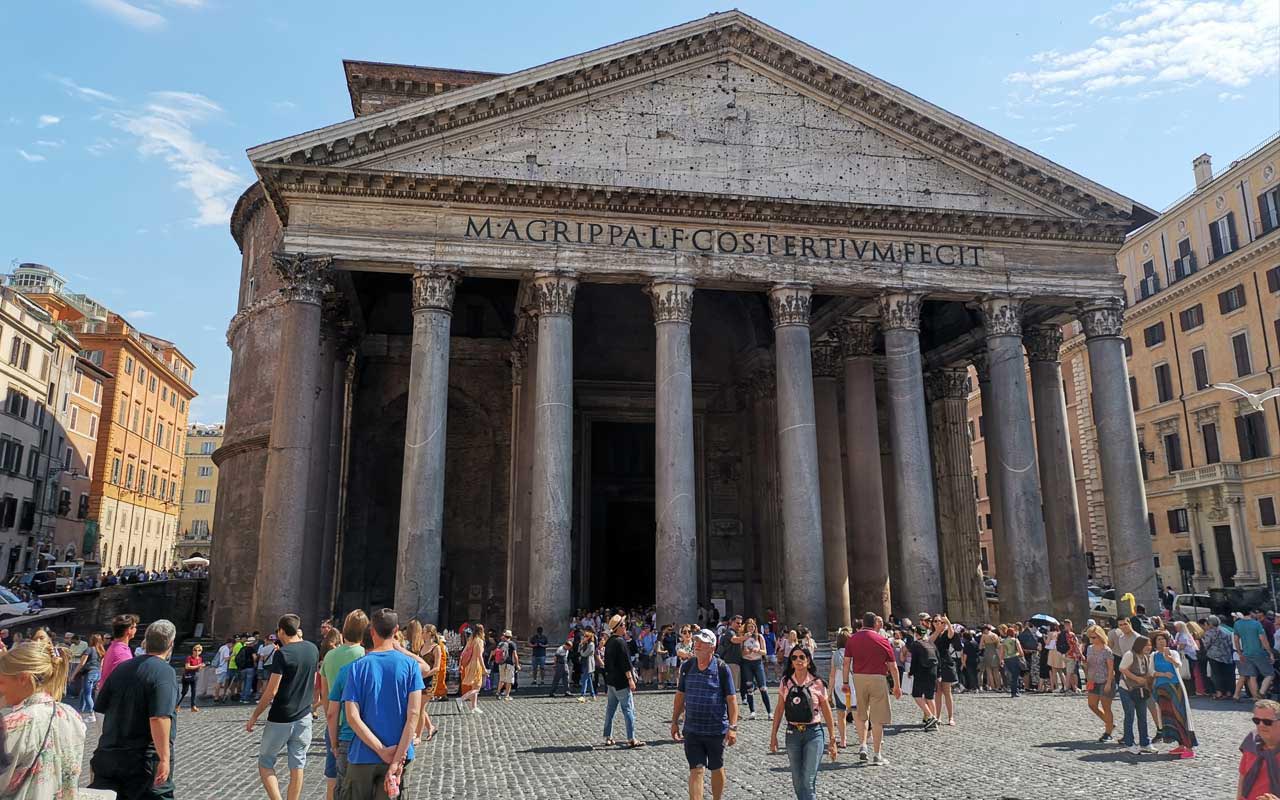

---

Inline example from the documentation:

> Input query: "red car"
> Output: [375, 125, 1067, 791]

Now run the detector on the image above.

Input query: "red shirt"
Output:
[844, 630, 895, 675]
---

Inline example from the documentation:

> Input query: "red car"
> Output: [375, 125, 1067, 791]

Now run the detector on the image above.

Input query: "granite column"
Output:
[879, 292, 943, 616]
[835, 318, 891, 619]
[813, 341, 851, 628]
[978, 296, 1051, 622]
[394, 266, 460, 624]
[1078, 299, 1159, 614]
[926, 368, 986, 623]
[769, 283, 827, 632]
[527, 272, 578, 636]
[254, 252, 330, 630]
[1026, 325, 1089, 623]
[650, 279, 699, 627]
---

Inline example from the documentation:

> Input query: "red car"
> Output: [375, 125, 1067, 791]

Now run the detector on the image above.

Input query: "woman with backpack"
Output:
[769, 645, 837, 800]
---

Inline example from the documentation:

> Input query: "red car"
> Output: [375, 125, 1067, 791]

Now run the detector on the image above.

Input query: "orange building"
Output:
[27, 292, 197, 571]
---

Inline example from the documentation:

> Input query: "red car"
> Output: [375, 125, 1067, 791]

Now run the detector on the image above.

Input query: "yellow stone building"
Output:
[176, 422, 222, 561]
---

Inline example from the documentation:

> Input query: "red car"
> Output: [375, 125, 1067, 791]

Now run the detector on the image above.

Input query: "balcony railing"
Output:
[1173, 462, 1243, 488]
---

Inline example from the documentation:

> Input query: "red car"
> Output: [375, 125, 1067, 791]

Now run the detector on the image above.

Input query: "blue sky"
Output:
[2, 1, 1277, 421]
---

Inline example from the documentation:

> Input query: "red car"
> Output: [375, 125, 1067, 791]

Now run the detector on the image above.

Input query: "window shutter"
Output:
[1166, 509, 1179, 531]
[1227, 212, 1239, 251]
[1210, 221, 1224, 259]
[1237, 414, 1252, 460]
[1261, 193, 1276, 234]
[1204, 422, 1221, 464]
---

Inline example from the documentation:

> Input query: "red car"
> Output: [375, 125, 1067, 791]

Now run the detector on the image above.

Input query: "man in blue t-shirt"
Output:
[671, 628, 738, 800]
[1235, 609, 1276, 699]
[341, 609, 425, 799]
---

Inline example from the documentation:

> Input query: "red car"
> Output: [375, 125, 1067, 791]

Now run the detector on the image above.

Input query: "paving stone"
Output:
[80, 688, 1245, 798]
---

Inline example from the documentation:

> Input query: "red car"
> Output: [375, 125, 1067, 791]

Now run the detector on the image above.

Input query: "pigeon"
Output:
[1212, 382, 1280, 411]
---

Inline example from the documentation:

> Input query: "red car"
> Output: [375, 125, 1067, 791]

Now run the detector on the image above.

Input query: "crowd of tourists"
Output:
[1, 599, 1279, 798]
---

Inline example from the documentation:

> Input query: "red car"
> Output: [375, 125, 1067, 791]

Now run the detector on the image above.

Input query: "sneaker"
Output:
[577, 697, 586, 703]
[473, 707, 484, 715]
[1139, 744, 1156, 754]
[871, 752, 887, 766]
[1097, 733, 1113, 743]
[924, 717, 939, 731]
[1128, 745, 1141, 755]
[749, 711, 756, 720]
[1179, 750, 1196, 759]
[858, 744, 869, 762]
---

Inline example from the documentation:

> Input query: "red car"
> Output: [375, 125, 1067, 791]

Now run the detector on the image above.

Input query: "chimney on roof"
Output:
[1193, 153, 1213, 189]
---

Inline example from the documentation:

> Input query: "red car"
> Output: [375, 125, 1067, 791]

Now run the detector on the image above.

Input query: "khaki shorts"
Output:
[853, 673, 891, 725]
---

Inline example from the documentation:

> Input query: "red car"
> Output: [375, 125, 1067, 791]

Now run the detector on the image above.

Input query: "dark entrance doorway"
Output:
[588, 421, 655, 609]
[1213, 525, 1237, 587]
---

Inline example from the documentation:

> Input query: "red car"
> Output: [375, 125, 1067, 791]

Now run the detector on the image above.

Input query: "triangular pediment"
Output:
[248, 11, 1150, 225]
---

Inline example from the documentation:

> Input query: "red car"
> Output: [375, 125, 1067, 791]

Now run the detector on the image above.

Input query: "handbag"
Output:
[1178, 654, 1191, 679]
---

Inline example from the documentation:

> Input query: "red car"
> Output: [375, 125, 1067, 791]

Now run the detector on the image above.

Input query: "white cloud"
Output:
[37, 114, 61, 128]
[112, 90, 244, 227]
[85, 0, 166, 30]
[52, 76, 119, 104]
[86, 137, 116, 156]
[1008, 0, 1279, 99]
[16, 149, 46, 163]
[35, 139, 64, 148]
[125, 309, 155, 320]
[1218, 91, 1245, 101]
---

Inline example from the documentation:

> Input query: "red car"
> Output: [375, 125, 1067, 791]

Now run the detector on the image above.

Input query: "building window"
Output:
[1210, 212, 1239, 260]
[1191, 348, 1210, 391]
[1179, 304, 1205, 331]
[89, 415, 97, 437]
[123, 357, 133, 375]
[77, 493, 88, 519]
[150, 474, 158, 496]
[972, 475, 980, 499]
[1154, 364, 1174, 403]
[1123, 336, 1133, 357]
[1173, 237, 1197, 280]
[169, 482, 176, 501]
[1129, 376, 1140, 411]
[160, 386, 167, 401]
[1237, 411, 1271, 460]
[69, 405, 78, 431]
[1219, 284, 1247, 314]
[125, 463, 134, 489]
[195, 488, 210, 504]
[1204, 421, 1222, 464]
[1233, 332, 1253, 377]
[1139, 260, 1161, 299]
[4, 390, 29, 421]
[1260, 497, 1278, 527]
[1268, 265, 1280, 294]
[137, 366, 145, 385]
[201, 441, 215, 455]
[1148, 512, 1157, 537]
[1163, 432, 1184, 472]
[149, 376, 157, 393]
[155, 422, 164, 447]
[198, 465, 212, 477]
[1167, 508, 1189, 534]
[111, 458, 121, 483]
[1143, 322, 1166, 347]
[1261, 187, 1280, 235]
[966, 420, 975, 442]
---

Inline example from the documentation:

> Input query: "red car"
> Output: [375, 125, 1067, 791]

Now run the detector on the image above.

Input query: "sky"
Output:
[2, 1, 1277, 422]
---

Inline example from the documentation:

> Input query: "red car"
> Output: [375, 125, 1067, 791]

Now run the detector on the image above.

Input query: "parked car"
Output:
[0, 585, 30, 618]
[48, 561, 99, 591]
[9, 570, 57, 596]
[1091, 588, 1118, 618]
[1172, 593, 1212, 621]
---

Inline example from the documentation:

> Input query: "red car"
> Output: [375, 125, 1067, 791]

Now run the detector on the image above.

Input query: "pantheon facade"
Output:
[212, 12, 1158, 636]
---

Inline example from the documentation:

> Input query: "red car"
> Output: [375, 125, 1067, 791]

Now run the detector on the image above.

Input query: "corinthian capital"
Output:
[1077, 297, 1125, 340]
[410, 265, 461, 313]
[272, 252, 332, 305]
[877, 292, 923, 332]
[530, 271, 578, 317]
[834, 317, 877, 359]
[1024, 324, 1064, 363]
[768, 283, 812, 328]
[925, 368, 971, 402]
[647, 278, 695, 324]
[979, 295, 1025, 338]
[811, 340, 841, 378]
[969, 348, 991, 384]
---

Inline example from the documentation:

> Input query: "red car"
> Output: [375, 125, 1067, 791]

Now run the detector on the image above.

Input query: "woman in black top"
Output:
[929, 616, 960, 725]
[960, 631, 981, 691]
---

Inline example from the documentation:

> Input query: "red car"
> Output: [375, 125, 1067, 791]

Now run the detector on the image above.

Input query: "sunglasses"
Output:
[790, 653, 808, 661]
[1255, 717, 1277, 727]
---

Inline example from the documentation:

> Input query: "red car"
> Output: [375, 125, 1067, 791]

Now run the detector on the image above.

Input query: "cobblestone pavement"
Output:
[80, 687, 1246, 798]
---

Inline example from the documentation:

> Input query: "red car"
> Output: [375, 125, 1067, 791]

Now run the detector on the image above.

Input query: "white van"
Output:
[1172, 594, 1212, 621]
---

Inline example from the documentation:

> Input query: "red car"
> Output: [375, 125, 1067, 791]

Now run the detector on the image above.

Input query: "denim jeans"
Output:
[785, 724, 825, 800]
[532, 655, 546, 684]
[603, 685, 636, 740]
[1120, 687, 1150, 746]
[1004, 657, 1022, 697]
[580, 670, 596, 698]
[80, 670, 100, 713]
[739, 660, 771, 713]
[240, 668, 256, 702]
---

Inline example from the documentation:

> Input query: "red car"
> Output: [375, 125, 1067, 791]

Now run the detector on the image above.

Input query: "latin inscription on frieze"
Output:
[462, 215, 984, 267]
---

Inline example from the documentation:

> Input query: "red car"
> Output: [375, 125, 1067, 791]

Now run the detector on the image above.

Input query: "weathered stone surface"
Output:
[813, 341, 850, 628]
[381, 62, 1048, 216]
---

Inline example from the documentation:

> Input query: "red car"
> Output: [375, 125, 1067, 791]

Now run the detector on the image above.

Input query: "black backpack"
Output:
[784, 678, 821, 724]
[235, 645, 256, 670]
